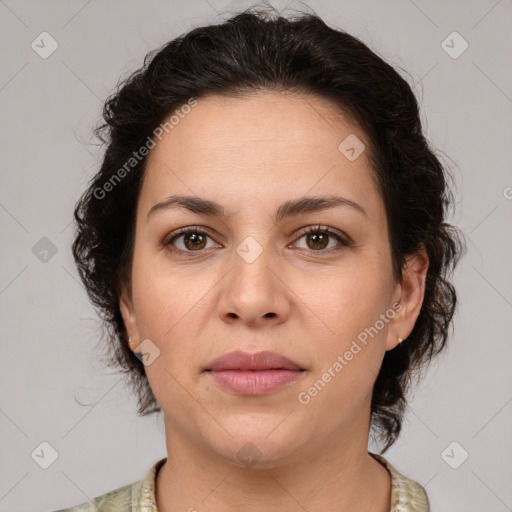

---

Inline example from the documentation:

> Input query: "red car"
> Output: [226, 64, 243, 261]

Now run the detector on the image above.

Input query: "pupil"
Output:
[185, 233, 205, 250]
[309, 233, 327, 250]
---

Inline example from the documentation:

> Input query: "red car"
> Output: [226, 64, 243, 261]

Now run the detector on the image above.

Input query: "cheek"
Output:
[296, 359, 376, 440]
[299, 261, 392, 344]
[131, 266, 202, 418]
[131, 250, 204, 336]
[295, 273, 389, 425]
[129, 263, 195, 385]
[294, 260, 392, 407]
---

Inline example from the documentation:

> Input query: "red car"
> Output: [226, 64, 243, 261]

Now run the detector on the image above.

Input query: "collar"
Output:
[133, 454, 428, 511]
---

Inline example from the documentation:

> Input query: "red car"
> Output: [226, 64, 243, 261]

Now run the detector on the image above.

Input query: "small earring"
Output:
[398, 336, 403, 344]
[128, 336, 133, 347]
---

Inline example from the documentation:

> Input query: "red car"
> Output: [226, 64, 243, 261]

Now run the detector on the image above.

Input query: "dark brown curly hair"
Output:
[72, 5, 465, 452]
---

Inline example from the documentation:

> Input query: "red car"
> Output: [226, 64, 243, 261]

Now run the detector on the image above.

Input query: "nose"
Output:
[217, 247, 291, 328]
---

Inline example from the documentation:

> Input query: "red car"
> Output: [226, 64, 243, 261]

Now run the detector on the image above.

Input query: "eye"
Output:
[163, 225, 350, 255]
[164, 227, 219, 253]
[291, 225, 350, 254]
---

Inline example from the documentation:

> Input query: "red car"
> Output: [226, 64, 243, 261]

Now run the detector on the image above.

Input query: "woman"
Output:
[55, 6, 464, 512]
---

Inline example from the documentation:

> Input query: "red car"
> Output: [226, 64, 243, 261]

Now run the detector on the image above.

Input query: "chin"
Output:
[208, 415, 305, 470]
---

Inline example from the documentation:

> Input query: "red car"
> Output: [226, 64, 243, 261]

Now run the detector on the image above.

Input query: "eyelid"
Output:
[293, 225, 351, 246]
[163, 225, 217, 248]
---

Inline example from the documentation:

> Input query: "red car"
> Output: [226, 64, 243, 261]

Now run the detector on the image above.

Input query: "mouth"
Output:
[204, 350, 306, 396]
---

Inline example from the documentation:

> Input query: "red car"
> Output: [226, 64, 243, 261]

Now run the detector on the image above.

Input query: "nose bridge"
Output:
[218, 232, 288, 325]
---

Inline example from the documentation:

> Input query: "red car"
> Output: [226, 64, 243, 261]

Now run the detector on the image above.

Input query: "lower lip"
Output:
[207, 369, 303, 395]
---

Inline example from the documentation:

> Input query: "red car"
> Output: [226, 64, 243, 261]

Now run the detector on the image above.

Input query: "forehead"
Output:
[148, 91, 363, 165]
[140, 91, 382, 220]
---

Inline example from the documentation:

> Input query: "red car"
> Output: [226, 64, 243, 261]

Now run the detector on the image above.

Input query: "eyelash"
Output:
[163, 225, 351, 256]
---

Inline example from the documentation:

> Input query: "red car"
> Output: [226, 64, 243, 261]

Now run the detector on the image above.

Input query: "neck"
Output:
[155, 415, 391, 512]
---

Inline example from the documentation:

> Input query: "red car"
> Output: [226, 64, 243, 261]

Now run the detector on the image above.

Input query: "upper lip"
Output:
[205, 350, 303, 371]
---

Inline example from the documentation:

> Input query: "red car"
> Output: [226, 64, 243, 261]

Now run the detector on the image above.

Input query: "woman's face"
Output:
[120, 92, 425, 467]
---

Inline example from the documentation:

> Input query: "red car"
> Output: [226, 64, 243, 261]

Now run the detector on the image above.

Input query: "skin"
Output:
[119, 91, 429, 512]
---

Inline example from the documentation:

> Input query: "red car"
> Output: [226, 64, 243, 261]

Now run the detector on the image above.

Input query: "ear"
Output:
[386, 243, 429, 351]
[119, 282, 140, 353]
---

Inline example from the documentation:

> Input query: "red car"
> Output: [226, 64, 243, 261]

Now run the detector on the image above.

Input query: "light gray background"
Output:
[1, 0, 511, 511]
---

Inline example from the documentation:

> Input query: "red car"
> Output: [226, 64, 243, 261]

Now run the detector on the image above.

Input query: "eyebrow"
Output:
[147, 194, 367, 223]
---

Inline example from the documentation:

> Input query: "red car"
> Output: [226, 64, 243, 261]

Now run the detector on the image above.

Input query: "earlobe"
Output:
[119, 285, 139, 351]
[386, 244, 429, 351]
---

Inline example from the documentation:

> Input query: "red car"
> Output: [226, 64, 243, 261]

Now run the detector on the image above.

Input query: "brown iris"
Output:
[306, 232, 329, 251]
[183, 232, 207, 250]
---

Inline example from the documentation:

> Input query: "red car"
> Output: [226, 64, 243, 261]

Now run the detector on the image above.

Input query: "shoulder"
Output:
[51, 457, 167, 512]
[51, 481, 134, 512]
[370, 453, 430, 512]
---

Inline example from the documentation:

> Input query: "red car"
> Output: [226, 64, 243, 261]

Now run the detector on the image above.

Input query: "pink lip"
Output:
[204, 350, 305, 395]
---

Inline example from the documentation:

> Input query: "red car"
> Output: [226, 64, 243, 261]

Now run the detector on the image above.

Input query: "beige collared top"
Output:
[53, 453, 429, 511]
